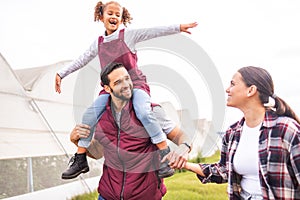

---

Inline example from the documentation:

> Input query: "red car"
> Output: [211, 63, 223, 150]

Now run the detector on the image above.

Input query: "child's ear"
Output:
[100, 15, 104, 22]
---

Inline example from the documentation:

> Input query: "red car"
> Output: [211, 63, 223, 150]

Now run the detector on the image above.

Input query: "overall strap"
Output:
[98, 36, 104, 45]
[118, 29, 125, 40]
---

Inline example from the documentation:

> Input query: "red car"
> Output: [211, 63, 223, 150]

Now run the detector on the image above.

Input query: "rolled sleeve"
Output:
[152, 105, 176, 135]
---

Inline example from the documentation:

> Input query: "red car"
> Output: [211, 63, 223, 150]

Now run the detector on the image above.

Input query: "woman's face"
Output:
[225, 72, 249, 108]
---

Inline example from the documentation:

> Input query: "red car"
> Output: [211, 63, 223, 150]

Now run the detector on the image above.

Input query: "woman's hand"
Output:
[162, 144, 189, 169]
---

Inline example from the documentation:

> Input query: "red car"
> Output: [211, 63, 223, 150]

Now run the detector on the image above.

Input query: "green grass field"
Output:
[163, 171, 227, 200]
[72, 151, 228, 200]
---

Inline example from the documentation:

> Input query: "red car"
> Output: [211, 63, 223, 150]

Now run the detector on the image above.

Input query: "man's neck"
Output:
[111, 97, 128, 113]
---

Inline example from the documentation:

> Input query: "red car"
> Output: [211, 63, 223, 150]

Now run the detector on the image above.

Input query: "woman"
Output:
[183, 66, 300, 199]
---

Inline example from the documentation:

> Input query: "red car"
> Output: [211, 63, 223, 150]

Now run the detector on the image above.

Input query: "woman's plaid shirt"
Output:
[197, 110, 300, 199]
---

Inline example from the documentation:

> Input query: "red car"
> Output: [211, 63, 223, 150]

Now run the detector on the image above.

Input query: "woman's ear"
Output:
[247, 85, 257, 97]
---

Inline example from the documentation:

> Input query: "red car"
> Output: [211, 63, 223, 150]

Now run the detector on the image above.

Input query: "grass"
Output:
[72, 151, 228, 200]
[71, 191, 98, 200]
[163, 171, 227, 200]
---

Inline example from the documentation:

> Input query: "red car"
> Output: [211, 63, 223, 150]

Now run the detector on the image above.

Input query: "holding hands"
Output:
[162, 143, 190, 169]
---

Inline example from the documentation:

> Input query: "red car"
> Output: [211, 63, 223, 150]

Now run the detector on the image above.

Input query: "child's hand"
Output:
[180, 22, 198, 34]
[55, 73, 62, 93]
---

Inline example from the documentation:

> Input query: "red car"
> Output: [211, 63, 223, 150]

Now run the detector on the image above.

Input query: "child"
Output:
[55, 0, 197, 179]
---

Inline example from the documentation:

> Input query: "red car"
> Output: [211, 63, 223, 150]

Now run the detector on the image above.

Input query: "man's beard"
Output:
[110, 86, 133, 101]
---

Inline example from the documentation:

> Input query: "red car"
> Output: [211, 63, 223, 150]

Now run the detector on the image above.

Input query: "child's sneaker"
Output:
[158, 146, 175, 178]
[61, 153, 89, 179]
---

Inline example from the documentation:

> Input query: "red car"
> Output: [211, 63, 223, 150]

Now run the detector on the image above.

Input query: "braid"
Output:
[93, 1, 133, 26]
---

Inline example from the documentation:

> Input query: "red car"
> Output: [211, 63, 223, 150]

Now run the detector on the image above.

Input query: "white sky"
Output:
[1, 0, 300, 130]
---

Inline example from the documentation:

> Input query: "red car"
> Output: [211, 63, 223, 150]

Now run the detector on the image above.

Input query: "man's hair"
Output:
[100, 62, 125, 86]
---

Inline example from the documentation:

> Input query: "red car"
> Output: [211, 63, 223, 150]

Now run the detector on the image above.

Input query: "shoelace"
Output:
[68, 156, 75, 167]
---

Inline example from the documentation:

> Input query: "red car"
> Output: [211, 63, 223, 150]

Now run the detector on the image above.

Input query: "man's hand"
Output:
[162, 144, 190, 169]
[70, 124, 91, 144]
[70, 124, 104, 159]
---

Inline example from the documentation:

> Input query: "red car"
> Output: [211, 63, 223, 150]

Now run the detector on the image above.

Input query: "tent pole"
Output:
[27, 157, 34, 193]
[29, 99, 92, 193]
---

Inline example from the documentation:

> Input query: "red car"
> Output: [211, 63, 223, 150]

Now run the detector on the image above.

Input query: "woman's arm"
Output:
[152, 105, 191, 169]
[185, 162, 205, 176]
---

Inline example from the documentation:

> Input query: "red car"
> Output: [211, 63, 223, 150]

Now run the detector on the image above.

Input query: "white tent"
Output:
[0, 53, 103, 159]
[0, 53, 102, 199]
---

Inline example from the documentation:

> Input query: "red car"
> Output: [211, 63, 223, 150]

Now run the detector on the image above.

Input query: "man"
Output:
[70, 62, 192, 200]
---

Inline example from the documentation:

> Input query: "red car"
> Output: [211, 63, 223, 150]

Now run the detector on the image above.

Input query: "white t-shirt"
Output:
[233, 122, 262, 195]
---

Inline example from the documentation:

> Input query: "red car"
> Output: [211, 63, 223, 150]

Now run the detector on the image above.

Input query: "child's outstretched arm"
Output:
[180, 22, 198, 34]
[55, 73, 62, 93]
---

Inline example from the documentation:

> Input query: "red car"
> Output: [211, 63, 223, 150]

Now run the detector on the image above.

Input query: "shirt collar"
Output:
[103, 26, 123, 38]
[261, 110, 278, 128]
[233, 110, 278, 131]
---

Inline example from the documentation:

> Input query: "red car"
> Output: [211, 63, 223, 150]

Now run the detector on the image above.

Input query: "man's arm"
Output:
[152, 106, 192, 169]
[70, 105, 192, 164]
[166, 125, 192, 169]
[69, 124, 104, 159]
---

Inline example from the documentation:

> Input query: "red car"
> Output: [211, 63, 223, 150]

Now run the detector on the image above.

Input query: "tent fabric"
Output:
[0, 53, 101, 159]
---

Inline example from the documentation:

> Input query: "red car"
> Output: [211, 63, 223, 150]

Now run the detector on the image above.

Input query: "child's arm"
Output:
[55, 73, 62, 93]
[126, 24, 180, 45]
[124, 22, 198, 52]
[55, 40, 98, 93]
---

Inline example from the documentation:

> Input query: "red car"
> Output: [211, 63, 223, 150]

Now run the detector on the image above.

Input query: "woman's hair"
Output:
[94, 1, 132, 27]
[238, 66, 300, 123]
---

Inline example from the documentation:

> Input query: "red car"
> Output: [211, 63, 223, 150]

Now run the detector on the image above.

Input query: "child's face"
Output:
[101, 3, 123, 35]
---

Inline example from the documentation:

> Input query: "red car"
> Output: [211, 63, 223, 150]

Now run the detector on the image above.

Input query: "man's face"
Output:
[105, 67, 133, 101]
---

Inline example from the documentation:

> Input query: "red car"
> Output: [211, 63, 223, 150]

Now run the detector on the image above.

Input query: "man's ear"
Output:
[247, 85, 257, 97]
[103, 85, 111, 93]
